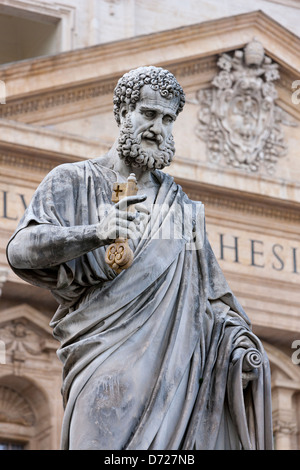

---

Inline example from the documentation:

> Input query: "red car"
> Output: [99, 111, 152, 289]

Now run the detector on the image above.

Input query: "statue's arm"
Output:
[7, 223, 104, 269]
[7, 194, 146, 270]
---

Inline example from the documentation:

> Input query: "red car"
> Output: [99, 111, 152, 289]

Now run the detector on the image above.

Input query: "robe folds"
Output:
[7, 156, 273, 450]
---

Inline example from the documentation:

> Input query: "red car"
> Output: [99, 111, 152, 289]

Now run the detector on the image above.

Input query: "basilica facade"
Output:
[0, 0, 300, 450]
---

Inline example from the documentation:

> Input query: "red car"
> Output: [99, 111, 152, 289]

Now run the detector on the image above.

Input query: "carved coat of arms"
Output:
[196, 39, 290, 174]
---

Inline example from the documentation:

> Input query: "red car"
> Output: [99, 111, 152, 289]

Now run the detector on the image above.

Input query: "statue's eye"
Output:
[163, 115, 174, 124]
[144, 110, 156, 118]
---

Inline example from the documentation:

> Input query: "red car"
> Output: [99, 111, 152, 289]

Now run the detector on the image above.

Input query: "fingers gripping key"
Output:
[105, 173, 138, 274]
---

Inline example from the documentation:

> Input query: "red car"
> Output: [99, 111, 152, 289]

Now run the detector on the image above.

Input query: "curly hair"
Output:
[113, 66, 185, 126]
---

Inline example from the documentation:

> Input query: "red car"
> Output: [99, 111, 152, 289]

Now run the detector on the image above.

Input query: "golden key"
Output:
[105, 173, 138, 274]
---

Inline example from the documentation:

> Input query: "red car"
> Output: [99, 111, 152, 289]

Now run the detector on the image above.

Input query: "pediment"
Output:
[0, 303, 53, 337]
[0, 304, 58, 364]
[0, 10, 298, 126]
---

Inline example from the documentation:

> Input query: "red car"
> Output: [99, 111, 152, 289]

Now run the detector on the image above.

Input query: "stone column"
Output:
[272, 385, 298, 450]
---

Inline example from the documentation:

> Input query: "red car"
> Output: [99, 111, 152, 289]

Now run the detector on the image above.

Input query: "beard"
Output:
[117, 116, 175, 170]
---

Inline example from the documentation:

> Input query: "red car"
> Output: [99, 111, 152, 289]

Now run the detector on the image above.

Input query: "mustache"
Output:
[142, 130, 164, 146]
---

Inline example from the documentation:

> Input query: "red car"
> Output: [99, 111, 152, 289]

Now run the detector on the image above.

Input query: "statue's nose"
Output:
[150, 117, 163, 135]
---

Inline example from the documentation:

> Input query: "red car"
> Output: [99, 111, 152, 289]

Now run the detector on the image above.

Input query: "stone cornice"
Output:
[1, 118, 300, 223]
[0, 10, 299, 100]
[0, 77, 118, 123]
[177, 177, 300, 224]
[0, 56, 219, 124]
[0, 55, 298, 125]
[0, 147, 79, 177]
[0, 12, 298, 126]
[2, 140, 300, 224]
[0, 119, 108, 176]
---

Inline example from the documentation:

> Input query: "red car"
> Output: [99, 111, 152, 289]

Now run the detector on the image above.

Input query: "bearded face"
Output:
[117, 115, 175, 170]
[116, 85, 178, 171]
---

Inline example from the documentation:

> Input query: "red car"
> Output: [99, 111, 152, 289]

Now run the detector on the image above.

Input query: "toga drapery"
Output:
[7, 156, 273, 450]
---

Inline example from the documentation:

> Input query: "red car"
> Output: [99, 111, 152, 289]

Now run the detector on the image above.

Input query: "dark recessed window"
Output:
[0, 13, 60, 65]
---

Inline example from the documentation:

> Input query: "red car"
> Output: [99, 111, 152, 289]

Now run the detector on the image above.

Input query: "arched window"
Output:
[0, 375, 52, 450]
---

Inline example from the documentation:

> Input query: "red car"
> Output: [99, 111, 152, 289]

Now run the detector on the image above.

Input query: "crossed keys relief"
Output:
[193, 39, 296, 174]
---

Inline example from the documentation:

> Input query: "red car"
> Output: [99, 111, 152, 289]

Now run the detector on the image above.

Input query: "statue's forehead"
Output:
[138, 85, 179, 113]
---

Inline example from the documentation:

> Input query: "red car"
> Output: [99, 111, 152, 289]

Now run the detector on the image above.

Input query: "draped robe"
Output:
[7, 156, 273, 450]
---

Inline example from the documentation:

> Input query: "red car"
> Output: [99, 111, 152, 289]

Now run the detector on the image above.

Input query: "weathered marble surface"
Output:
[6, 66, 272, 450]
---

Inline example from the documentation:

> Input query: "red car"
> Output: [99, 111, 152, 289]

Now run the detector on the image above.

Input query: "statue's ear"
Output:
[119, 104, 129, 124]
[119, 102, 136, 125]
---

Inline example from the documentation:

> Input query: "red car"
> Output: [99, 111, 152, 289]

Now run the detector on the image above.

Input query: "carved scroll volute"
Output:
[105, 173, 138, 274]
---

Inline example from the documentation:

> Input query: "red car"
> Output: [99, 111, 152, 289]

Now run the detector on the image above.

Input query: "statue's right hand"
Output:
[96, 194, 147, 244]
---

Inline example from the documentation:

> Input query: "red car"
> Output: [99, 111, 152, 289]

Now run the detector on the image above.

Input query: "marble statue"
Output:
[6, 66, 273, 450]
